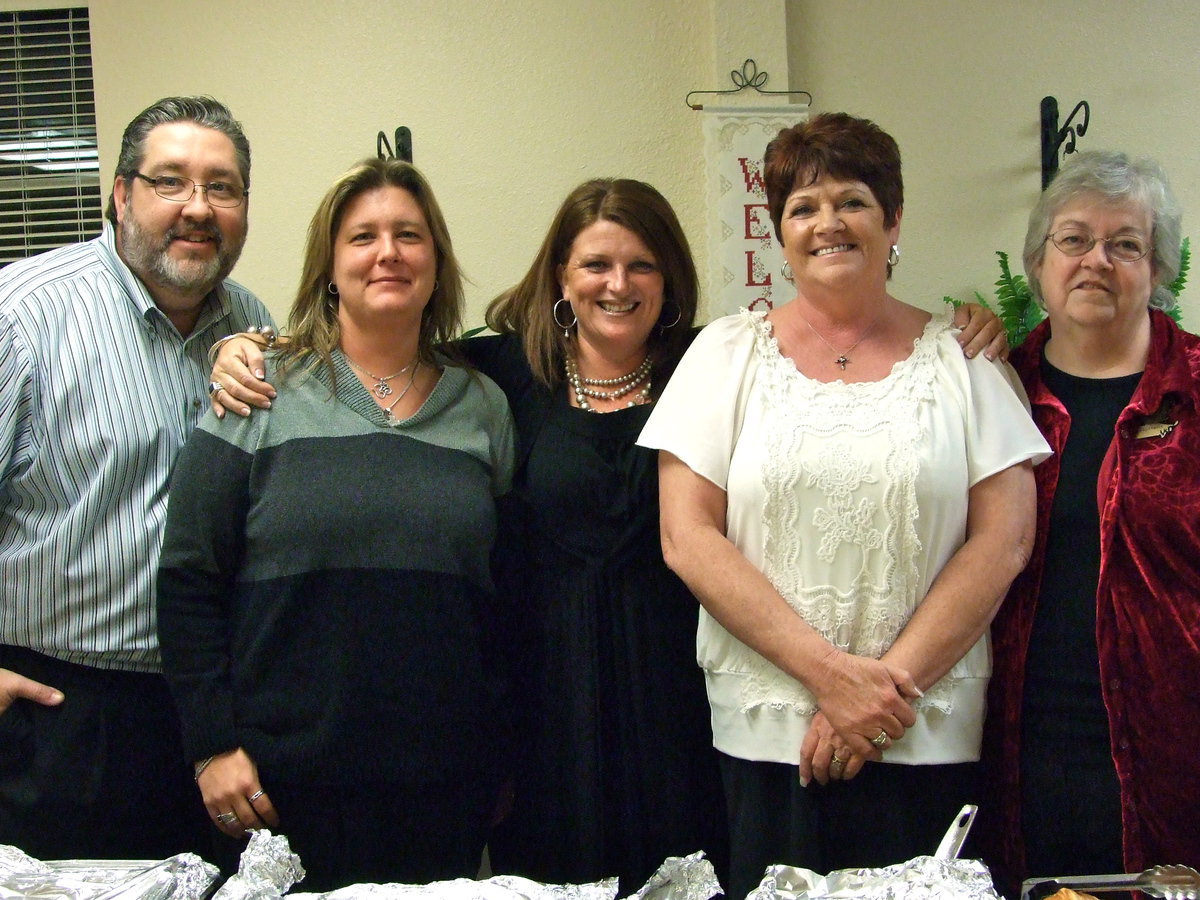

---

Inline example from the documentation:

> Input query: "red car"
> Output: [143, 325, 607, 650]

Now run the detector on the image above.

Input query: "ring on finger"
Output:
[832, 749, 850, 765]
[247, 789, 264, 803]
[209, 381, 223, 396]
[871, 730, 890, 748]
[215, 811, 238, 825]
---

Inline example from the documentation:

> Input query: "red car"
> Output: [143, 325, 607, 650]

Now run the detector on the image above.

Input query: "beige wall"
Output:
[72, 0, 789, 325]
[14, 1, 1196, 326]
[789, 0, 1200, 324]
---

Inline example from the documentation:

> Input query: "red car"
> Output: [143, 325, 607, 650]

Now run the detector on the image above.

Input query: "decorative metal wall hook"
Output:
[377, 125, 413, 163]
[1040, 96, 1089, 190]
[685, 59, 812, 110]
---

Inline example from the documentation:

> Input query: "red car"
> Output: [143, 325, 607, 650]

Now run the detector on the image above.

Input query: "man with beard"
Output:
[0, 96, 273, 860]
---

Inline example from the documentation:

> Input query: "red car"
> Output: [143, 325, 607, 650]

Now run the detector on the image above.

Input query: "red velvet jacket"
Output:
[981, 309, 1200, 893]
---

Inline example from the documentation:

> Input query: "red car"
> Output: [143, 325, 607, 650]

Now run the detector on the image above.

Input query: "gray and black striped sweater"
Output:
[157, 350, 514, 786]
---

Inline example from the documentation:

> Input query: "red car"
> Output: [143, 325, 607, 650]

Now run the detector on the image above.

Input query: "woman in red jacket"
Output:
[982, 150, 1200, 896]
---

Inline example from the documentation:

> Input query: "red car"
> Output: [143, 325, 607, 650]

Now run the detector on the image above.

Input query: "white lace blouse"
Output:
[639, 309, 1050, 766]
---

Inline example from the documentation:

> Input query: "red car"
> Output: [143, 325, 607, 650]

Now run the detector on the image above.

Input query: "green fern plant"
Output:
[992, 251, 1045, 347]
[942, 251, 1043, 349]
[946, 239, 1189, 348]
[1166, 236, 1190, 322]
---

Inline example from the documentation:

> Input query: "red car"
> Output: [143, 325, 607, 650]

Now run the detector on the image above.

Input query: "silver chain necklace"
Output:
[795, 310, 880, 370]
[345, 355, 416, 398]
[382, 362, 420, 426]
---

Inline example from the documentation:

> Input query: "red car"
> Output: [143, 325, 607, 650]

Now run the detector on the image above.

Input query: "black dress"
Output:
[465, 334, 728, 894]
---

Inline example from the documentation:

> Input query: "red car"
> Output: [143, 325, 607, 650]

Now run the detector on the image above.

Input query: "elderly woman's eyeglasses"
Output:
[1045, 227, 1150, 263]
[133, 173, 248, 208]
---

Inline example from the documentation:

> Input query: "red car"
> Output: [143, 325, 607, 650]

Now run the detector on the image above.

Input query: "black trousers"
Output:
[243, 776, 490, 892]
[720, 752, 979, 900]
[1019, 710, 1123, 882]
[0, 645, 210, 861]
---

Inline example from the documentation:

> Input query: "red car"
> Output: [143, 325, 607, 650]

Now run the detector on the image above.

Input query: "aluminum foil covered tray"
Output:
[217, 832, 719, 900]
[748, 855, 1002, 900]
[0, 843, 218, 900]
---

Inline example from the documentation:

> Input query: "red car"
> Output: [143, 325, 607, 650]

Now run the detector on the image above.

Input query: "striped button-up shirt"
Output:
[0, 226, 274, 672]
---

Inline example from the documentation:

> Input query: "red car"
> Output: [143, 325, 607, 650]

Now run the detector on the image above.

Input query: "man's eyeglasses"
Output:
[1044, 227, 1150, 263]
[133, 173, 247, 208]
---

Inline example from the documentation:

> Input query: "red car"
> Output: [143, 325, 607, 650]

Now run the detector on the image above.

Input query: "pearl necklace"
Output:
[345, 355, 416, 398]
[565, 354, 652, 412]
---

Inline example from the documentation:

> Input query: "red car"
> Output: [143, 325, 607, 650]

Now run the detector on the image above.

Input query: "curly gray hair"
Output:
[1023, 150, 1181, 311]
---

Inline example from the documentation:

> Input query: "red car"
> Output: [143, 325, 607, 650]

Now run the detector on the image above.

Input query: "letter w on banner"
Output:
[703, 109, 808, 318]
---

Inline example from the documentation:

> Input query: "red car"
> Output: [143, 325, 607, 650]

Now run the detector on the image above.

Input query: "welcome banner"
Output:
[702, 108, 808, 318]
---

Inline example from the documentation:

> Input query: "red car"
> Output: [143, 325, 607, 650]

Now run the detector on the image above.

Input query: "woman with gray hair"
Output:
[981, 150, 1200, 894]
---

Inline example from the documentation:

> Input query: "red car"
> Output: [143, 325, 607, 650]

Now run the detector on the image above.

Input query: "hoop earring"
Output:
[658, 301, 682, 330]
[327, 282, 339, 295]
[888, 245, 901, 267]
[781, 260, 794, 283]
[553, 298, 577, 339]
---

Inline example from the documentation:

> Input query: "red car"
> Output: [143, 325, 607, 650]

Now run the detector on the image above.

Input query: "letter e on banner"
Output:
[744, 204, 770, 240]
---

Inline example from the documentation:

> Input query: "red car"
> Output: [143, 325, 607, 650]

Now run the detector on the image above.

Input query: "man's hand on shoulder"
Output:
[0, 668, 64, 715]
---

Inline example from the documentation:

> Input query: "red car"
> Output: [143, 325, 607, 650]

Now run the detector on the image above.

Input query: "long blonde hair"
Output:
[278, 157, 464, 380]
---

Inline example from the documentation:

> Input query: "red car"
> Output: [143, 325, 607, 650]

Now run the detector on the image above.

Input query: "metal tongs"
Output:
[933, 804, 978, 860]
[1021, 864, 1200, 900]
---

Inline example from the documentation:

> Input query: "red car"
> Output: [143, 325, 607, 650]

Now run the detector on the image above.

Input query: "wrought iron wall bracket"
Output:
[377, 126, 413, 163]
[1040, 96, 1089, 189]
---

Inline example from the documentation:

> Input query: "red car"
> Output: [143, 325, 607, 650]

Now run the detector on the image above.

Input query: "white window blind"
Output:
[0, 7, 101, 267]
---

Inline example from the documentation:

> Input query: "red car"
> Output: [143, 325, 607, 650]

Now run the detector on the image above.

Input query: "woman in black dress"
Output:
[468, 180, 724, 893]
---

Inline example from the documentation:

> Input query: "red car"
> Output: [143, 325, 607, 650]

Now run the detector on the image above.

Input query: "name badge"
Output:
[1135, 420, 1177, 440]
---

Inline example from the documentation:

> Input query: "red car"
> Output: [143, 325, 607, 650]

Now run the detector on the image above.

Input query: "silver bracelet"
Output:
[193, 755, 215, 781]
[206, 326, 278, 367]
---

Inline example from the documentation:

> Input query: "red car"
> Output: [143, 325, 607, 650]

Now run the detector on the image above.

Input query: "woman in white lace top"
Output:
[639, 112, 1050, 899]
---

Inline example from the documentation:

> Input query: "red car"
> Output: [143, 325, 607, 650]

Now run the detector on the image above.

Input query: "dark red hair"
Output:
[763, 112, 903, 241]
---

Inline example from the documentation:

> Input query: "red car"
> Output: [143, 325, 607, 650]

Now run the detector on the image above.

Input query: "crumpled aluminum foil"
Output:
[627, 851, 721, 900]
[0, 844, 49, 880]
[212, 830, 306, 900]
[291, 875, 616, 900]
[0, 845, 218, 900]
[0, 832, 721, 900]
[286, 849, 719, 900]
[749, 855, 1002, 900]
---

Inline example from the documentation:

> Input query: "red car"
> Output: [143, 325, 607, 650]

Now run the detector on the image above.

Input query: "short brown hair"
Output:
[764, 112, 903, 243]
